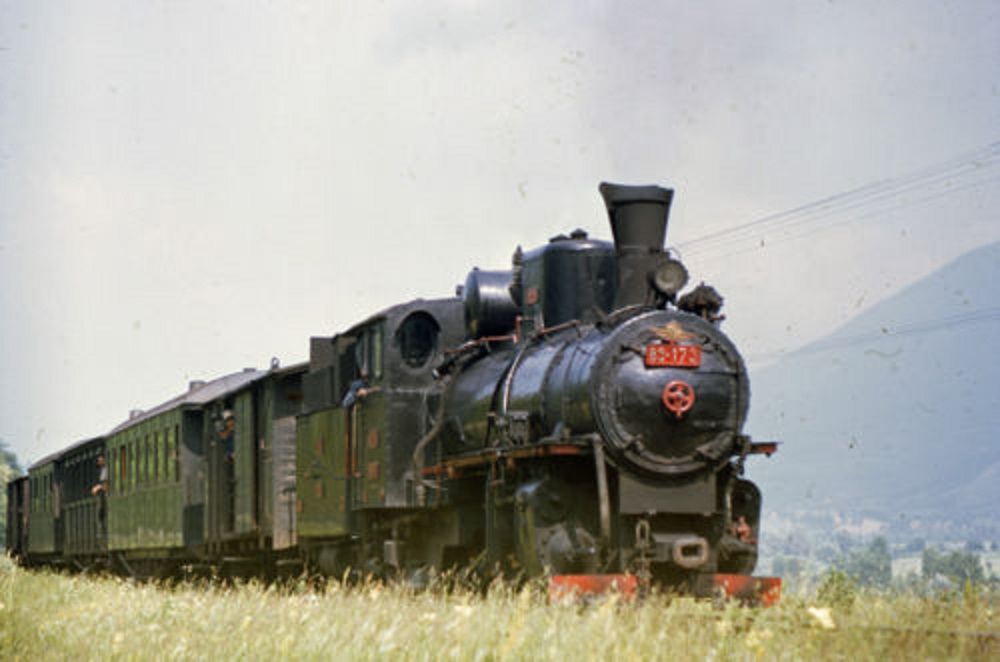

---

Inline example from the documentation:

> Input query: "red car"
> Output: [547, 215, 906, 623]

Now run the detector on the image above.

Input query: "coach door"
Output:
[180, 409, 206, 547]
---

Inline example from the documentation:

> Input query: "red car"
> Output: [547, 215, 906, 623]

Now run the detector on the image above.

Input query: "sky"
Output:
[1, 1, 998, 467]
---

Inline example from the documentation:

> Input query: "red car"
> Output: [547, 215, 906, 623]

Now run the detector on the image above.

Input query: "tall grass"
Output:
[1, 556, 996, 661]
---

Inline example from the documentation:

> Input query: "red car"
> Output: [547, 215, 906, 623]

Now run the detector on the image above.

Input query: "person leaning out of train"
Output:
[219, 411, 236, 460]
[91, 454, 109, 496]
[341, 368, 381, 408]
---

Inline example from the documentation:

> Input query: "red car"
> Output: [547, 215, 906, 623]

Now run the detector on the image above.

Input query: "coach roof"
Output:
[108, 368, 268, 435]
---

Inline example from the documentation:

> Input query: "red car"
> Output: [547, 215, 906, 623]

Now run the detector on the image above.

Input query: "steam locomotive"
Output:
[6, 183, 778, 601]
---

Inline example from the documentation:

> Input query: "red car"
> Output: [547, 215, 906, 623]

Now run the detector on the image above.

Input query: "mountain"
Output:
[745, 241, 1000, 533]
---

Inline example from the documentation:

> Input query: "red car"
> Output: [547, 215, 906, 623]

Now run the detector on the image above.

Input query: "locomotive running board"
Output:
[548, 573, 781, 606]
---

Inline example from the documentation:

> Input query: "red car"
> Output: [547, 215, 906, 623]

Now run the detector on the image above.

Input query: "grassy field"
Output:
[1, 557, 997, 661]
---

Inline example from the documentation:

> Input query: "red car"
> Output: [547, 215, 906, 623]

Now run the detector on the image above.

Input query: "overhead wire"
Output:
[702, 172, 1000, 263]
[680, 141, 1000, 252]
[663, 141, 1000, 362]
[747, 306, 1000, 363]
[674, 142, 1000, 261]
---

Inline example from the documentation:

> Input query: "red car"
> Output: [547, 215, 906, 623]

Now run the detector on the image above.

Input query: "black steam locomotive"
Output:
[7, 183, 778, 600]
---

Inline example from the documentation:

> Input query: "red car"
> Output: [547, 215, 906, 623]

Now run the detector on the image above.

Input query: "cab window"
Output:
[395, 312, 440, 368]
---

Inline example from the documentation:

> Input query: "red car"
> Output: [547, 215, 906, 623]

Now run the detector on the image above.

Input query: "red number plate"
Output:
[645, 343, 702, 368]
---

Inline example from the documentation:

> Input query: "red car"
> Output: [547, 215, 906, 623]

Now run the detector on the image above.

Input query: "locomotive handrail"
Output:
[442, 335, 517, 356]
[409, 372, 455, 503]
[419, 441, 588, 478]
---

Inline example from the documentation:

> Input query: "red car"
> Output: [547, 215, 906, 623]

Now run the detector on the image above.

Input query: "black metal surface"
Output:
[444, 307, 748, 479]
[591, 310, 748, 477]
[9, 181, 771, 590]
[519, 233, 616, 329]
[618, 472, 716, 515]
[463, 269, 518, 338]
[599, 182, 674, 310]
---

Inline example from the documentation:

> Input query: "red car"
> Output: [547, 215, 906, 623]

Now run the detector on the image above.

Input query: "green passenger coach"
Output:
[101, 365, 306, 573]
[14, 363, 306, 576]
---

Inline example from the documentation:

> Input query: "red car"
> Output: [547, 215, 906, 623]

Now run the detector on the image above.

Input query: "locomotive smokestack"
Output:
[599, 182, 674, 309]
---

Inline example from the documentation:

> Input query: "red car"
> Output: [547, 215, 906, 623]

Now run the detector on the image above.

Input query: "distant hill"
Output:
[745, 241, 1000, 529]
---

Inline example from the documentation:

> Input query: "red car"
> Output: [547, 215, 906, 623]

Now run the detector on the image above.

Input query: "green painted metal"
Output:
[61, 441, 105, 556]
[259, 385, 276, 536]
[357, 393, 386, 508]
[27, 462, 57, 554]
[296, 406, 349, 537]
[106, 411, 184, 551]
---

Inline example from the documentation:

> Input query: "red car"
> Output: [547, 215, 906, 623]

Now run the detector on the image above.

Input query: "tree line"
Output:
[0, 440, 24, 548]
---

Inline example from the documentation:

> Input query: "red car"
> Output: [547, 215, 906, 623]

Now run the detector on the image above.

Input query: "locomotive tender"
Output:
[6, 183, 777, 599]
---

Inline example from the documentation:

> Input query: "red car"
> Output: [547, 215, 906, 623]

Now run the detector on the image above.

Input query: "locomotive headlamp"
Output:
[650, 258, 689, 297]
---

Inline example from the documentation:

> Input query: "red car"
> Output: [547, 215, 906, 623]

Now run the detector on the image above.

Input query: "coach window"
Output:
[130, 441, 137, 491]
[166, 428, 173, 481]
[157, 431, 164, 482]
[120, 446, 128, 494]
[171, 425, 179, 481]
[372, 324, 383, 380]
[174, 424, 181, 481]
[353, 334, 368, 381]
[152, 434, 157, 483]
[153, 432, 161, 483]
[143, 435, 150, 486]
[358, 324, 384, 380]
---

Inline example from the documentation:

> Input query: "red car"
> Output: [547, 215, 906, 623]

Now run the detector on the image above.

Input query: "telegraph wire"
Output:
[670, 141, 1000, 364]
[681, 162, 1000, 260]
[697, 173, 1000, 263]
[681, 141, 1000, 252]
[675, 142, 1000, 260]
[746, 307, 1000, 363]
